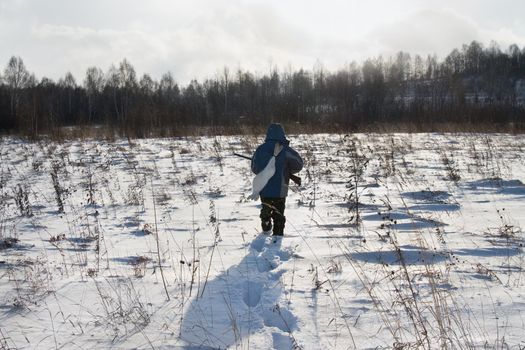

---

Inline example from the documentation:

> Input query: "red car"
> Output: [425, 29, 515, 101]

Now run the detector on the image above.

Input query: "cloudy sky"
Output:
[1, 0, 524, 84]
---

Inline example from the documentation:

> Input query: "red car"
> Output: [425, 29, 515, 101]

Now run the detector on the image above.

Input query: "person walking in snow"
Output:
[250, 123, 303, 236]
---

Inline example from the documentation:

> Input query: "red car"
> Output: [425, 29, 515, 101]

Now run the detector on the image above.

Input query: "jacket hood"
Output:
[265, 123, 288, 143]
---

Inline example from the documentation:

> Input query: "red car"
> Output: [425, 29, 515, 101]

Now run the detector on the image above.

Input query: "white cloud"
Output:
[369, 8, 525, 58]
[1, 1, 315, 82]
[1, 1, 525, 83]
[371, 9, 480, 56]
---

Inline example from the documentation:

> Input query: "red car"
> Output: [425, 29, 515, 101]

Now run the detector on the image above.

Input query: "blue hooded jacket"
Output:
[251, 124, 303, 198]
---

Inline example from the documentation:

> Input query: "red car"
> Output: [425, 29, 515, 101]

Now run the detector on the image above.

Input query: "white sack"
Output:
[248, 143, 283, 201]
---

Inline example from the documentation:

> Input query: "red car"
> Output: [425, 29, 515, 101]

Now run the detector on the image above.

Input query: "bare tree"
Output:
[118, 59, 137, 124]
[1, 41, 525, 137]
[105, 64, 121, 123]
[222, 67, 230, 119]
[59, 72, 77, 120]
[413, 54, 424, 81]
[139, 73, 157, 131]
[84, 67, 105, 123]
[4, 56, 30, 121]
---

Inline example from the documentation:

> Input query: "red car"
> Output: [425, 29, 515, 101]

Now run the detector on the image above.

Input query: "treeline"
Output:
[1, 40, 524, 138]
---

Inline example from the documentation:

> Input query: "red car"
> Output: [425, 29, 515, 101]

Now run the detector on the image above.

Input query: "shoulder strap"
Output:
[273, 143, 283, 157]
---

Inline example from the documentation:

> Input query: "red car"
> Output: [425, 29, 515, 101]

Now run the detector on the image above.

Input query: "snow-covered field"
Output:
[1, 133, 524, 349]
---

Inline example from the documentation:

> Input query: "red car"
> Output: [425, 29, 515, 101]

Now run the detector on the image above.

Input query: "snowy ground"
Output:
[0, 133, 524, 349]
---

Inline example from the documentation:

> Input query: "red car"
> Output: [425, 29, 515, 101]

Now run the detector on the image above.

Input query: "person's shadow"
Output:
[180, 235, 297, 349]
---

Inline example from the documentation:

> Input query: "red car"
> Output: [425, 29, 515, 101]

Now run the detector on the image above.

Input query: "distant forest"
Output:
[1, 40, 525, 138]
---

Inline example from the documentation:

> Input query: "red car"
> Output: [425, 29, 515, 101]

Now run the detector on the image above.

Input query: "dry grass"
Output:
[6, 120, 525, 143]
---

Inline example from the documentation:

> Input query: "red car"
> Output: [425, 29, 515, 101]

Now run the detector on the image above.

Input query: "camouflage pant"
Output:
[260, 197, 286, 235]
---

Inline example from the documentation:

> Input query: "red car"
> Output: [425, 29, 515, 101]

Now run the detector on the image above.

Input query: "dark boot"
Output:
[272, 216, 285, 236]
[261, 197, 286, 236]
[271, 199, 286, 236]
[261, 220, 272, 233]
[260, 200, 273, 233]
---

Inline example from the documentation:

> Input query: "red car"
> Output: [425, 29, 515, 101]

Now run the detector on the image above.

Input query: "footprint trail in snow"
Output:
[181, 234, 297, 349]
